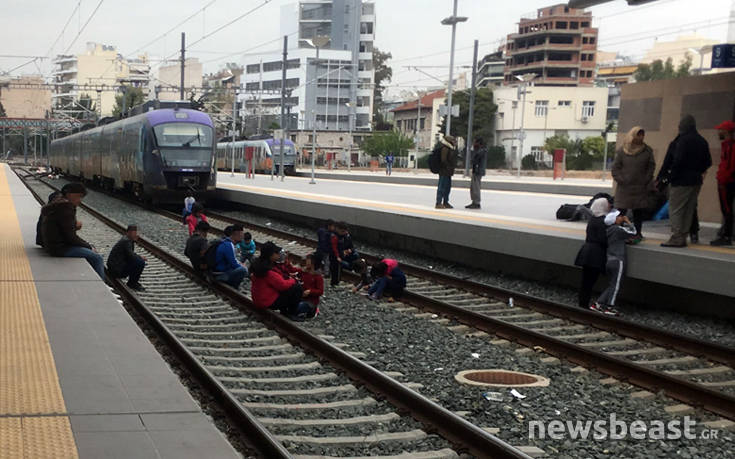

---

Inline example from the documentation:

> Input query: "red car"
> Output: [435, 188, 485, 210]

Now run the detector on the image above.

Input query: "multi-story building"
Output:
[504, 4, 598, 86]
[477, 51, 505, 88]
[52, 42, 150, 118]
[391, 89, 446, 152]
[241, 0, 375, 133]
[0, 75, 52, 119]
[157, 58, 203, 102]
[494, 85, 608, 166]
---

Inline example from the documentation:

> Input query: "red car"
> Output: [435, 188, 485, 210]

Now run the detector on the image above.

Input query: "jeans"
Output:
[270, 284, 303, 315]
[215, 266, 247, 289]
[62, 246, 105, 280]
[436, 175, 452, 205]
[112, 257, 145, 285]
[386, 163, 392, 175]
[368, 269, 407, 299]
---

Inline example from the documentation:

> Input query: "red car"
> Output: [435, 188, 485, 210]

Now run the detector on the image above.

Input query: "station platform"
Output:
[216, 172, 735, 317]
[292, 167, 613, 196]
[0, 164, 238, 458]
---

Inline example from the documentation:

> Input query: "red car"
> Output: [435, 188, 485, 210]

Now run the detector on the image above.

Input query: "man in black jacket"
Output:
[434, 135, 457, 209]
[661, 115, 712, 247]
[465, 137, 487, 209]
[40, 182, 105, 279]
[107, 225, 147, 291]
[185, 220, 211, 274]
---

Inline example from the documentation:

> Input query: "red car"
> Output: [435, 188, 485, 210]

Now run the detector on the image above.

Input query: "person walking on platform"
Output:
[107, 225, 147, 291]
[213, 224, 248, 288]
[611, 127, 655, 244]
[465, 137, 488, 209]
[590, 210, 636, 316]
[661, 115, 712, 248]
[40, 182, 105, 280]
[185, 221, 211, 274]
[574, 197, 610, 309]
[434, 135, 458, 209]
[710, 120, 735, 246]
[385, 152, 394, 176]
[185, 203, 208, 236]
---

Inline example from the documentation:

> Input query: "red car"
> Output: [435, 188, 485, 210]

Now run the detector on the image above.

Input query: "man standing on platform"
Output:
[434, 135, 457, 209]
[711, 120, 735, 246]
[661, 115, 712, 248]
[385, 152, 394, 176]
[107, 225, 147, 291]
[465, 137, 487, 209]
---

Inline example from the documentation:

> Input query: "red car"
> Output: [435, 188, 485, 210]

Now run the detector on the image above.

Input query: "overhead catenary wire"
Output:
[45, 1, 82, 57]
[63, 0, 106, 54]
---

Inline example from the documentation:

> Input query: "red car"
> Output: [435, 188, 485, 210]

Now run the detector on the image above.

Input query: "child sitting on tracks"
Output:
[237, 232, 256, 265]
[364, 258, 406, 301]
[589, 209, 637, 316]
[185, 203, 208, 236]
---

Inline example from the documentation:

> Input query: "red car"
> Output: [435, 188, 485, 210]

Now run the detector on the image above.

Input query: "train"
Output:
[49, 108, 217, 203]
[216, 138, 298, 175]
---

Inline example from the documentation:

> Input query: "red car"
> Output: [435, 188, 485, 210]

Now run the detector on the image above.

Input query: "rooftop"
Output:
[391, 89, 445, 113]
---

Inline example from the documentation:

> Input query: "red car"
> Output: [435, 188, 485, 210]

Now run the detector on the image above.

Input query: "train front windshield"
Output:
[153, 123, 214, 168]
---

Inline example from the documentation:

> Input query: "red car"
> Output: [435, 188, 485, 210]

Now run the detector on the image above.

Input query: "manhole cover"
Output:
[455, 369, 550, 387]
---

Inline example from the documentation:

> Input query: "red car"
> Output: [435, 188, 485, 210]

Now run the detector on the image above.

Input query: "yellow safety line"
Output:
[219, 181, 735, 256]
[0, 166, 78, 458]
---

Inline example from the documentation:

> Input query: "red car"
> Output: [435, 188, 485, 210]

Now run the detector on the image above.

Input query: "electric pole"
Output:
[464, 39, 479, 177]
[180, 32, 186, 101]
[279, 35, 288, 181]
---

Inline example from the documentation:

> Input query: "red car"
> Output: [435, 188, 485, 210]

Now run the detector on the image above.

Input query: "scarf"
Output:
[623, 126, 645, 155]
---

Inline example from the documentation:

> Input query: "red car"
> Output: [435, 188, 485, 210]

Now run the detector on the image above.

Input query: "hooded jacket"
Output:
[40, 199, 92, 256]
[471, 145, 488, 177]
[612, 126, 656, 209]
[716, 138, 735, 185]
[437, 136, 458, 177]
[250, 269, 297, 309]
[669, 115, 712, 187]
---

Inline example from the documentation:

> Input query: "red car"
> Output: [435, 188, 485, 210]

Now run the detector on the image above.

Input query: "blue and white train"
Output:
[49, 108, 217, 202]
[216, 138, 298, 175]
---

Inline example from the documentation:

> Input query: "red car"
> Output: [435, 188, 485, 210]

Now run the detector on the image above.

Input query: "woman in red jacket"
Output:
[250, 242, 304, 316]
[185, 203, 209, 236]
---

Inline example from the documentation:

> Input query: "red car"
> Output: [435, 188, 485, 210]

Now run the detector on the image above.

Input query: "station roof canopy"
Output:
[568, 0, 659, 7]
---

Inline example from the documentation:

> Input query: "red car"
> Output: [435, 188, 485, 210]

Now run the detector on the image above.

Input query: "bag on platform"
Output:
[204, 240, 224, 272]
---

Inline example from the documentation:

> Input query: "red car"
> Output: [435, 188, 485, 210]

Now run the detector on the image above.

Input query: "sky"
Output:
[1, 0, 733, 98]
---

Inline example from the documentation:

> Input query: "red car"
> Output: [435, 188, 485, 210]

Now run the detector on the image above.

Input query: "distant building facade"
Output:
[391, 89, 445, 151]
[477, 51, 505, 88]
[0, 75, 52, 119]
[157, 58, 203, 102]
[504, 4, 598, 86]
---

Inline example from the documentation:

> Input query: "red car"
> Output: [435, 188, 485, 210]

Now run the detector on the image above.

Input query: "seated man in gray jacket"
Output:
[107, 224, 147, 291]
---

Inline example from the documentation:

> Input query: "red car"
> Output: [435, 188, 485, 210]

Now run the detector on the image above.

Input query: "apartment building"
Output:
[391, 89, 445, 151]
[477, 51, 505, 88]
[0, 75, 52, 119]
[157, 58, 203, 102]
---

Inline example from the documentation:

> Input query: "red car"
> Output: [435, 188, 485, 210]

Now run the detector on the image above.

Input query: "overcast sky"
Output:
[1, 0, 732, 98]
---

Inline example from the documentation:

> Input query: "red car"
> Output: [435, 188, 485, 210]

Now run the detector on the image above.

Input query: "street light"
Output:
[345, 102, 354, 172]
[515, 73, 537, 178]
[310, 109, 317, 184]
[304, 35, 330, 185]
[441, 0, 468, 137]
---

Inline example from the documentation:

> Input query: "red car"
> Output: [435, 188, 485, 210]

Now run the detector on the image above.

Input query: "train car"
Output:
[216, 138, 298, 175]
[49, 108, 217, 202]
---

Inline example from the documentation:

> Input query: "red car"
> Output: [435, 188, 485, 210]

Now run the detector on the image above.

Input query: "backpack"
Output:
[428, 146, 441, 174]
[204, 240, 224, 272]
[556, 204, 578, 220]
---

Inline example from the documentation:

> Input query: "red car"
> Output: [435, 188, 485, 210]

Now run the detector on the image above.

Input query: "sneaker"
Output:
[127, 282, 146, 292]
[626, 234, 643, 245]
[435, 203, 445, 209]
[589, 303, 605, 313]
[602, 306, 620, 316]
[661, 239, 686, 248]
[710, 237, 733, 247]
[465, 203, 480, 209]
[690, 233, 699, 244]
[443, 203, 453, 209]
[367, 294, 379, 301]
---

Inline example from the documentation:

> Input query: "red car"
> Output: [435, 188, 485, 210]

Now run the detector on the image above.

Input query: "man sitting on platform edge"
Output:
[107, 224, 147, 292]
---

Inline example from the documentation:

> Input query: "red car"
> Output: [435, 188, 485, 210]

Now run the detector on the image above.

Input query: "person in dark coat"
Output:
[435, 135, 457, 209]
[656, 135, 700, 242]
[107, 225, 147, 291]
[185, 221, 211, 274]
[661, 115, 712, 247]
[710, 120, 735, 246]
[465, 137, 488, 209]
[574, 197, 611, 308]
[36, 191, 62, 247]
[40, 182, 105, 280]
[611, 126, 655, 243]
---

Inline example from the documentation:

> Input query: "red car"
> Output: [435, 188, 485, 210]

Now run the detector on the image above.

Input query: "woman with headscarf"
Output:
[611, 127, 656, 244]
[574, 197, 611, 309]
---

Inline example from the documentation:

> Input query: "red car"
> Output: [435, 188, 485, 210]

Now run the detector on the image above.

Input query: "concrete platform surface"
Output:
[291, 167, 613, 196]
[216, 172, 735, 311]
[5, 165, 239, 459]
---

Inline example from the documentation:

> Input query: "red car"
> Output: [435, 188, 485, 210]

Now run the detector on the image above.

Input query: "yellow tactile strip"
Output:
[0, 166, 78, 457]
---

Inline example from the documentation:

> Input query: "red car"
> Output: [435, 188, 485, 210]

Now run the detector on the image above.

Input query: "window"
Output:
[570, 21, 579, 30]
[535, 100, 549, 117]
[558, 100, 571, 107]
[246, 63, 260, 74]
[582, 101, 595, 118]
[556, 21, 568, 29]
[396, 120, 402, 130]
[420, 118, 425, 130]
[360, 22, 373, 34]
[362, 3, 374, 15]
[588, 37, 596, 44]
[581, 21, 590, 28]
[153, 123, 213, 148]
[531, 146, 545, 161]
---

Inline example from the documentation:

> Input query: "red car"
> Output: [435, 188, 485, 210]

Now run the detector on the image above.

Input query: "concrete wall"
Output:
[618, 72, 735, 223]
[0, 76, 51, 118]
[158, 59, 203, 102]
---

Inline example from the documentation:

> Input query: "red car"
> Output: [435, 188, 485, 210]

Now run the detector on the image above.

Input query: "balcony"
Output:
[52, 68, 78, 76]
[510, 43, 581, 55]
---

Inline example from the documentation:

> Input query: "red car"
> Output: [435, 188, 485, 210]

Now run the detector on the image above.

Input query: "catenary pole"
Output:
[280, 35, 288, 181]
[517, 81, 528, 178]
[464, 39, 479, 177]
[180, 33, 186, 101]
[231, 87, 237, 177]
[309, 46, 320, 185]
[445, 0, 458, 137]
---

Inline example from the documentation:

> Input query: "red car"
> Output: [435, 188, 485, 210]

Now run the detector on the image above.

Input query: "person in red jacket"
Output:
[300, 254, 324, 315]
[711, 120, 735, 246]
[185, 203, 209, 236]
[250, 242, 302, 313]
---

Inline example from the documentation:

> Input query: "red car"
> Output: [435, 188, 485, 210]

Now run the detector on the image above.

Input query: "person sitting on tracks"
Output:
[107, 224, 147, 292]
[314, 219, 336, 275]
[273, 249, 301, 279]
[182, 192, 196, 223]
[237, 232, 256, 265]
[251, 242, 315, 321]
[185, 221, 211, 274]
[185, 203, 208, 236]
[299, 254, 323, 317]
[40, 182, 106, 280]
[365, 258, 406, 301]
[589, 210, 637, 316]
[574, 197, 611, 309]
[36, 191, 62, 247]
[329, 221, 362, 287]
[212, 224, 248, 289]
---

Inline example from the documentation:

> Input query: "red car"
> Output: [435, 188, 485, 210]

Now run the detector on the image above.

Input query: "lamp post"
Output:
[345, 102, 353, 172]
[515, 73, 537, 178]
[441, 0, 468, 137]
[305, 35, 330, 185]
[310, 110, 317, 184]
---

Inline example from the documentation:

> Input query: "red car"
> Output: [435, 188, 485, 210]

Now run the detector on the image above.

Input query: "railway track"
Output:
[18, 169, 532, 458]
[192, 210, 735, 424]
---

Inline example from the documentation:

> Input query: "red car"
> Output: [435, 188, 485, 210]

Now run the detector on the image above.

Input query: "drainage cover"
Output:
[455, 369, 550, 388]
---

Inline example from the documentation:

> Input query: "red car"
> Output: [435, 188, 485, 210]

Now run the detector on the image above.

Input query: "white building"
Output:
[494, 85, 608, 166]
[240, 0, 375, 132]
[157, 58, 203, 102]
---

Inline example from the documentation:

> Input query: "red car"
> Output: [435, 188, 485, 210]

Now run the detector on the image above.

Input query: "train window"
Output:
[153, 123, 213, 148]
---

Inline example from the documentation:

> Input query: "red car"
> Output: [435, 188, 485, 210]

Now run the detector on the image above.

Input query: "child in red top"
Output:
[300, 254, 324, 311]
[185, 203, 208, 236]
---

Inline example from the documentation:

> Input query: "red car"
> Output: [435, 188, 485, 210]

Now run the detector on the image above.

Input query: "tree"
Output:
[439, 88, 497, 146]
[0, 101, 6, 117]
[361, 130, 414, 158]
[634, 56, 692, 82]
[112, 86, 146, 117]
[545, 134, 607, 170]
[372, 48, 393, 129]
[268, 121, 280, 130]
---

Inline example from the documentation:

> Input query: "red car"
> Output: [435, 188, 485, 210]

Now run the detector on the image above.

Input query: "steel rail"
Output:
[21, 170, 530, 459]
